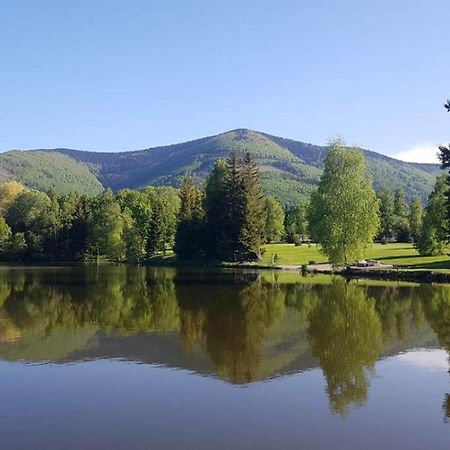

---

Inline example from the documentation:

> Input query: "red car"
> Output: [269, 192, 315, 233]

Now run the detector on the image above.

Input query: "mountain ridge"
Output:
[0, 129, 441, 206]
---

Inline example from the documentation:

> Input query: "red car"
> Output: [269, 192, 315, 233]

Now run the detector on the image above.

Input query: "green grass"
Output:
[261, 243, 450, 271]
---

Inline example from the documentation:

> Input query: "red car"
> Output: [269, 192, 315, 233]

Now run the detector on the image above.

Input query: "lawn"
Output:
[261, 243, 450, 271]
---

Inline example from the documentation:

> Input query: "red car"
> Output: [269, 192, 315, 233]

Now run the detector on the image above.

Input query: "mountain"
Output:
[0, 129, 441, 206]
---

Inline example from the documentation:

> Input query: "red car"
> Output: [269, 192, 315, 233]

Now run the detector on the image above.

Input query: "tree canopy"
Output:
[308, 141, 380, 265]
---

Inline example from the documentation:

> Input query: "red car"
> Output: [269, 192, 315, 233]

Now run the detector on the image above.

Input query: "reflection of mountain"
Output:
[0, 266, 448, 414]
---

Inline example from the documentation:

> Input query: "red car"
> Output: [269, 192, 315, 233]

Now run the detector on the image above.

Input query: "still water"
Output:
[0, 266, 449, 449]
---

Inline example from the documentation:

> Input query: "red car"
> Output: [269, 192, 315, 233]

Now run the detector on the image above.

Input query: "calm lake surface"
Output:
[1, 266, 450, 449]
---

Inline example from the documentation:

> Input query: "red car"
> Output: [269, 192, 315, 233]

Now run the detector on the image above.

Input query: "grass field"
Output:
[261, 243, 450, 271]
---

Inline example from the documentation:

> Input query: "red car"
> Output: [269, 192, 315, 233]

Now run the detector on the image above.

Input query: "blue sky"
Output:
[0, 0, 448, 162]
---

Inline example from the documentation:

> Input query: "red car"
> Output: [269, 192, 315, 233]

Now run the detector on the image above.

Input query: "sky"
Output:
[0, 0, 449, 162]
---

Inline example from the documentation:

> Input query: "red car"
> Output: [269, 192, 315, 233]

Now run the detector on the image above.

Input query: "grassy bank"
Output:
[149, 243, 450, 272]
[261, 243, 450, 271]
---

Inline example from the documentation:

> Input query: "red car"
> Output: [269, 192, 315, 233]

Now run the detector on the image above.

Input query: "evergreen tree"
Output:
[146, 198, 167, 256]
[175, 177, 205, 259]
[439, 100, 450, 239]
[223, 151, 245, 260]
[204, 160, 228, 258]
[238, 152, 265, 259]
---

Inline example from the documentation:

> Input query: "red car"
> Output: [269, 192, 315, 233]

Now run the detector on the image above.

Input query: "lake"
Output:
[0, 266, 449, 449]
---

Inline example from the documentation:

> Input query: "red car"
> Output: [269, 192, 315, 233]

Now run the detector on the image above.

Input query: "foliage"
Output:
[307, 280, 382, 415]
[308, 141, 380, 265]
[393, 189, 410, 242]
[285, 201, 309, 243]
[2, 129, 439, 207]
[0, 181, 25, 216]
[0, 151, 103, 195]
[408, 197, 423, 243]
[175, 178, 205, 259]
[377, 187, 395, 241]
[0, 218, 11, 252]
[416, 176, 449, 256]
[263, 196, 285, 242]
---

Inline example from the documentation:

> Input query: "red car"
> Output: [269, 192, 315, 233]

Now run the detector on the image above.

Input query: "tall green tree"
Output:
[393, 189, 410, 242]
[416, 176, 448, 256]
[308, 140, 380, 265]
[408, 197, 424, 243]
[438, 100, 450, 238]
[175, 177, 205, 259]
[223, 152, 245, 260]
[376, 188, 395, 242]
[87, 190, 125, 261]
[204, 160, 228, 259]
[238, 153, 265, 259]
[5, 191, 59, 258]
[285, 201, 309, 243]
[263, 196, 285, 243]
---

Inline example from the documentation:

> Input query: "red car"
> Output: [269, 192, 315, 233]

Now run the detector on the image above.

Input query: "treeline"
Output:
[0, 153, 286, 263]
[0, 144, 449, 264]
[0, 181, 181, 262]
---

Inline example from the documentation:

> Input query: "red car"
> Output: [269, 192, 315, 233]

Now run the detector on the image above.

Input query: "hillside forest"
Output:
[0, 137, 449, 265]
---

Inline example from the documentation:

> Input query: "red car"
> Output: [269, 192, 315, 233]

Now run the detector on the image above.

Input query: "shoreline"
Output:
[1, 258, 450, 283]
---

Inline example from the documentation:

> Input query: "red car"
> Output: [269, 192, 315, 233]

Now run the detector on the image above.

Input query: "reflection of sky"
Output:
[395, 349, 449, 372]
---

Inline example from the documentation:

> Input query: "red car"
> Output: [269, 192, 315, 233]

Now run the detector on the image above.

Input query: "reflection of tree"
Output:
[307, 279, 382, 415]
[422, 286, 450, 352]
[372, 286, 425, 343]
[177, 281, 285, 384]
[421, 286, 450, 424]
[443, 394, 450, 423]
[0, 266, 180, 360]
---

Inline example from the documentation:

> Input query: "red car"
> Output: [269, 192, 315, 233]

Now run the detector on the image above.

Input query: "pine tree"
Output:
[222, 152, 245, 260]
[238, 152, 265, 259]
[204, 160, 228, 259]
[175, 177, 205, 259]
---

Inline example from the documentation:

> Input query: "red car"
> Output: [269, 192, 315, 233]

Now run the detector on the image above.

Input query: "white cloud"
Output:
[393, 143, 442, 164]
[396, 349, 449, 372]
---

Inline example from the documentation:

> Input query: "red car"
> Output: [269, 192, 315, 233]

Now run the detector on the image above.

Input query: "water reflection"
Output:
[0, 266, 449, 417]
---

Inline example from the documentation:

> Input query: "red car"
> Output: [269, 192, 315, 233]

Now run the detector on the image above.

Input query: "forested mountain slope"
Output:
[0, 129, 440, 206]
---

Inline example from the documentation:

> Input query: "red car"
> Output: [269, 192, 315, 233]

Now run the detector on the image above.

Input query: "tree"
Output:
[0, 181, 25, 216]
[408, 197, 423, 243]
[393, 189, 410, 242]
[222, 152, 245, 260]
[238, 153, 265, 259]
[5, 190, 59, 257]
[376, 188, 395, 242]
[204, 160, 228, 259]
[416, 176, 448, 256]
[308, 140, 380, 265]
[145, 187, 180, 257]
[263, 196, 285, 243]
[175, 177, 205, 259]
[87, 190, 125, 261]
[0, 218, 11, 253]
[285, 201, 309, 243]
[438, 100, 450, 238]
